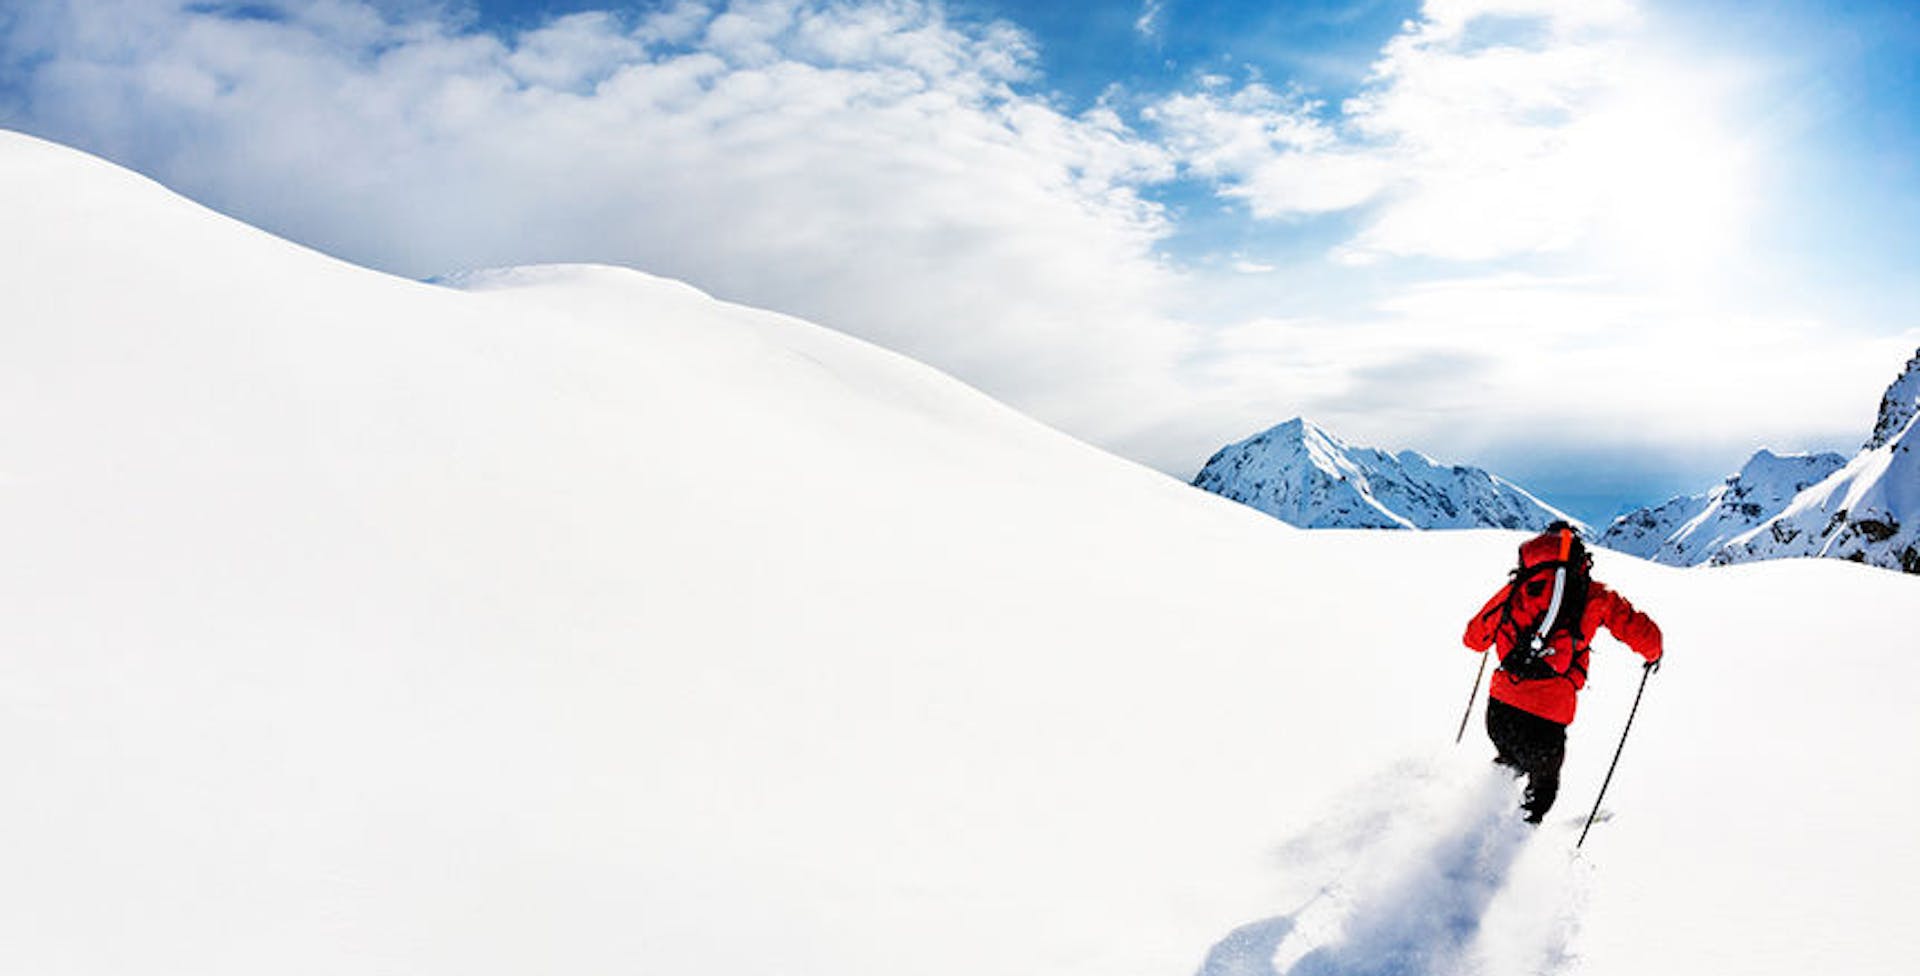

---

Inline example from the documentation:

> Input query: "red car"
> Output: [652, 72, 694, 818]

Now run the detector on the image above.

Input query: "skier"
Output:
[1463, 521, 1663, 823]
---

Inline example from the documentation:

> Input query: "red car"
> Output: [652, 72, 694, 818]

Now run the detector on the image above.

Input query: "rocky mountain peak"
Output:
[1865, 346, 1920, 451]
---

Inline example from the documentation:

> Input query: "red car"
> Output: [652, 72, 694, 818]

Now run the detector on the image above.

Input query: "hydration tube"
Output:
[1530, 528, 1574, 654]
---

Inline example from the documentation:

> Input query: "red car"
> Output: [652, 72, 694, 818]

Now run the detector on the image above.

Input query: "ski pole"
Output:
[1578, 659, 1657, 848]
[1454, 652, 1491, 744]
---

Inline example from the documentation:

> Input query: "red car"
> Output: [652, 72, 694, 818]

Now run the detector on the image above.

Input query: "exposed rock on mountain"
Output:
[1866, 350, 1920, 451]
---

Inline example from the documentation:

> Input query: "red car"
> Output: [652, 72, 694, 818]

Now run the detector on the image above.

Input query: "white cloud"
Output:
[1134, 0, 1164, 40]
[1184, 270, 1920, 487]
[1134, 0, 1907, 487]
[1419, 0, 1638, 36]
[0, 0, 1188, 448]
[1148, 0, 1753, 269]
[1136, 0, 1902, 490]
[504, 12, 646, 91]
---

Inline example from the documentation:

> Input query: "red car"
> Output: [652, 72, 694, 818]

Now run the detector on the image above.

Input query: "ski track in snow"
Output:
[1199, 754, 1591, 976]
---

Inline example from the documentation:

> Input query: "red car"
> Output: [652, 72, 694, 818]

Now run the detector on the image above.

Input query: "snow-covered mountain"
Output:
[5, 129, 1919, 976]
[1597, 449, 1848, 563]
[1600, 348, 1920, 575]
[1192, 417, 1578, 531]
[1709, 350, 1920, 574]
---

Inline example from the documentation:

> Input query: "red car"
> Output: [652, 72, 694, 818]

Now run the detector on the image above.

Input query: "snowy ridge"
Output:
[4, 129, 1920, 976]
[1597, 449, 1847, 563]
[1192, 418, 1578, 531]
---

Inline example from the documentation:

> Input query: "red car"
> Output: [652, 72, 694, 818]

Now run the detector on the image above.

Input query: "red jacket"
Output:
[1463, 579, 1662, 725]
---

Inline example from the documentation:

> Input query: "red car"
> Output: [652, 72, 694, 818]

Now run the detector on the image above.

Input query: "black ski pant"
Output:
[1485, 697, 1567, 823]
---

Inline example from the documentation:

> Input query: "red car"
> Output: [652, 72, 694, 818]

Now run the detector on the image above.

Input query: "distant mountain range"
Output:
[1191, 418, 1576, 532]
[1596, 449, 1848, 565]
[1193, 347, 1920, 576]
[1602, 347, 1920, 575]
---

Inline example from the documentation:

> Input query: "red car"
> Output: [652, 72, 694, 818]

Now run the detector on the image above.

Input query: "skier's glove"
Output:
[1645, 654, 1662, 675]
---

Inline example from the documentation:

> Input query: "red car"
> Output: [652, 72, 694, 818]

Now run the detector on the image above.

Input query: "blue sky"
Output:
[4, 0, 1919, 522]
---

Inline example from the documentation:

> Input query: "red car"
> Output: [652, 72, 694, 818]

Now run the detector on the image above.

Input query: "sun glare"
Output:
[1575, 60, 1755, 279]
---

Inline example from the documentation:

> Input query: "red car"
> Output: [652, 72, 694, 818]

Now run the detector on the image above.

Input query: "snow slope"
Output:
[3, 130, 1919, 976]
[1598, 449, 1848, 563]
[1193, 418, 1576, 531]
